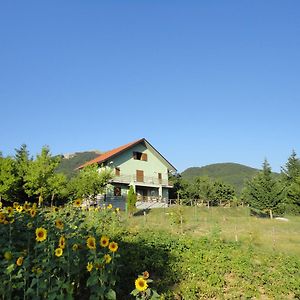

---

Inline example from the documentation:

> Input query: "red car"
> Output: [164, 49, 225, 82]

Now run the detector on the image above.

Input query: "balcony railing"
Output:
[111, 174, 171, 186]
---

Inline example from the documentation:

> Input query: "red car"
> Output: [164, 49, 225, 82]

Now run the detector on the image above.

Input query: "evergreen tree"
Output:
[281, 150, 300, 182]
[280, 150, 300, 214]
[127, 185, 137, 215]
[243, 159, 283, 217]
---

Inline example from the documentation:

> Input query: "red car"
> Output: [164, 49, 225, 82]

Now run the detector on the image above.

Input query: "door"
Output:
[136, 170, 144, 182]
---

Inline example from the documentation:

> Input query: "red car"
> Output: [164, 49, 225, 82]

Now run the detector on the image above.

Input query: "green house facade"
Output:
[79, 138, 177, 208]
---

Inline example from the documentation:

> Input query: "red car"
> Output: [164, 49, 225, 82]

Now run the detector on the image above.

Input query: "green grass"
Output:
[125, 206, 300, 257]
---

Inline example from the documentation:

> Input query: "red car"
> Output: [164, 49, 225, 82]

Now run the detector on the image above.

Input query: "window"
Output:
[133, 151, 148, 161]
[158, 173, 162, 184]
[114, 187, 121, 196]
[115, 167, 120, 176]
[136, 170, 144, 182]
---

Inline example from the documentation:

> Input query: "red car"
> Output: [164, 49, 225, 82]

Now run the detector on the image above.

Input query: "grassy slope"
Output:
[181, 163, 262, 193]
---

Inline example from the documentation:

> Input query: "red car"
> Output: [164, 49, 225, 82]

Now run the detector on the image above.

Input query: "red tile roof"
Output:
[77, 138, 145, 169]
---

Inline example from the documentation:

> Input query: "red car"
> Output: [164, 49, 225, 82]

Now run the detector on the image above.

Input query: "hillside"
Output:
[55, 151, 101, 178]
[181, 163, 261, 193]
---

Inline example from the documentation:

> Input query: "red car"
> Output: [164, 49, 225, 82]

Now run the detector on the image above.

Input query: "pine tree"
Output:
[280, 150, 300, 214]
[281, 150, 300, 182]
[243, 159, 283, 217]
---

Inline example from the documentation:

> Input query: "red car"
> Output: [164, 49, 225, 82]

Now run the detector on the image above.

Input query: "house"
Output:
[78, 138, 177, 209]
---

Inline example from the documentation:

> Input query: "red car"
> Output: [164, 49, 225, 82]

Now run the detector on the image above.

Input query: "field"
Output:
[1, 203, 300, 299]
[126, 206, 300, 256]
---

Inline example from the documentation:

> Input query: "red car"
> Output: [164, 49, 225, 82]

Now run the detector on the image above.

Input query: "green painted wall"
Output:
[109, 143, 169, 181]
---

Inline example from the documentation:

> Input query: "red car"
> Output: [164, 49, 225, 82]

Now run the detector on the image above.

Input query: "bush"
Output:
[0, 200, 121, 299]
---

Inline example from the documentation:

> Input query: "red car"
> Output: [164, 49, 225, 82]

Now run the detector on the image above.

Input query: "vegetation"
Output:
[55, 151, 101, 178]
[181, 163, 265, 194]
[1, 144, 300, 298]
[0, 200, 120, 299]
[127, 186, 137, 215]
[242, 159, 283, 218]
[68, 164, 113, 203]
[119, 206, 300, 299]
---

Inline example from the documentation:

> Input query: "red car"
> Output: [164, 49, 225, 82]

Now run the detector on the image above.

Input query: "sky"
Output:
[0, 1, 300, 173]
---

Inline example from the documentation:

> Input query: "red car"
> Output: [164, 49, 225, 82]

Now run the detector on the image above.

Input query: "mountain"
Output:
[56, 151, 101, 178]
[181, 163, 262, 194]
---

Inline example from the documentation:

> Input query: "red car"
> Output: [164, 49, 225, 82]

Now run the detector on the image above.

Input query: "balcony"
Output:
[110, 174, 172, 187]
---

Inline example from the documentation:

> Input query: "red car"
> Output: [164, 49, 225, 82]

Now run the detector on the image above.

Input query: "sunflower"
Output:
[104, 254, 112, 264]
[55, 248, 63, 257]
[55, 219, 64, 230]
[107, 204, 113, 209]
[16, 257, 24, 266]
[74, 199, 82, 207]
[13, 202, 19, 208]
[108, 241, 118, 253]
[59, 236, 66, 249]
[100, 236, 109, 247]
[53, 206, 59, 212]
[4, 251, 12, 260]
[86, 262, 93, 272]
[0, 212, 6, 223]
[115, 207, 120, 213]
[135, 277, 148, 292]
[30, 208, 37, 218]
[6, 206, 14, 216]
[87, 237, 96, 250]
[24, 201, 30, 211]
[35, 227, 47, 242]
[72, 243, 78, 251]
[16, 205, 23, 213]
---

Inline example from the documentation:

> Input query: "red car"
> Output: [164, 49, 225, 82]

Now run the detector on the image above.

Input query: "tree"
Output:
[127, 185, 137, 215]
[48, 173, 68, 206]
[24, 146, 61, 204]
[0, 156, 18, 201]
[14, 144, 31, 201]
[243, 159, 283, 218]
[189, 176, 214, 205]
[280, 150, 300, 214]
[68, 164, 113, 201]
[212, 180, 236, 206]
[169, 174, 190, 203]
[281, 150, 300, 182]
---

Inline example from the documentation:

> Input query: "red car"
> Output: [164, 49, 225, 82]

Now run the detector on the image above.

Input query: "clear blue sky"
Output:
[1, 1, 300, 172]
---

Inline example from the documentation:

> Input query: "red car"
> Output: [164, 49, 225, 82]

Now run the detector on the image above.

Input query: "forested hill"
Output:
[56, 151, 101, 178]
[181, 163, 262, 193]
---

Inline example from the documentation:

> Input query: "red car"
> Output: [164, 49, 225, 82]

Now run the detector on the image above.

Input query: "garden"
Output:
[1, 200, 300, 299]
